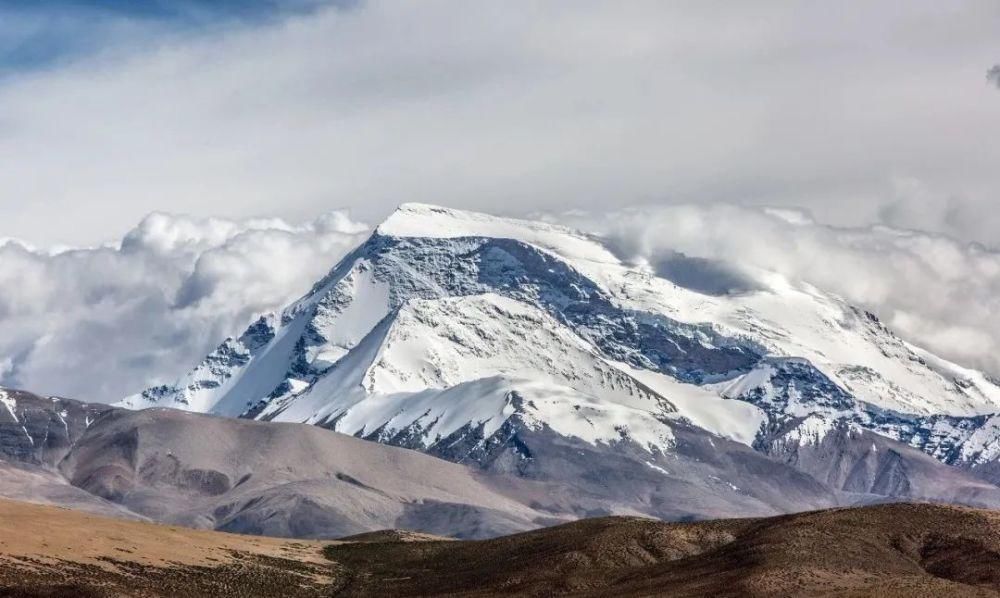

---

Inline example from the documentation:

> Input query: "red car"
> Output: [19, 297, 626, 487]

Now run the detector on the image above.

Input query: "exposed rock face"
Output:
[0, 388, 112, 466]
[727, 358, 1000, 486]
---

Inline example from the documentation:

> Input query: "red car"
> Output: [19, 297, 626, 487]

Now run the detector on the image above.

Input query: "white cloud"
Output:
[0, 210, 368, 401]
[556, 204, 1000, 377]
[0, 1, 998, 246]
[7, 202, 1000, 404]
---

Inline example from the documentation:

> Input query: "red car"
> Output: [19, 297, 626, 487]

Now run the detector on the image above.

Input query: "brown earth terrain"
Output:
[2, 498, 1000, 597]
[0, 498, 330, 597]
[327, 502, 1000, 597]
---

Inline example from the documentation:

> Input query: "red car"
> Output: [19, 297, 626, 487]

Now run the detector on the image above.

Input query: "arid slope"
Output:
[325, 502, 1000, 597]
[0, 498, 330, 597]
[3, 499, 1000, 597]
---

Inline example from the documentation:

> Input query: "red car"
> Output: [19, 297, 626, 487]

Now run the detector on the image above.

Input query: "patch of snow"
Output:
[707, 475, 741, 492]
[783, 415, 838, 446]
[958, 415, 1000, 464]
[0, 390, 17, 422]
[57, 410, 69, 435]
[645, 461, 670, 475]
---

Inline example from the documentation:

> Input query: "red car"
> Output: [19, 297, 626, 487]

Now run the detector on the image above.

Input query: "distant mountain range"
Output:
[3, 204, 1000, 538]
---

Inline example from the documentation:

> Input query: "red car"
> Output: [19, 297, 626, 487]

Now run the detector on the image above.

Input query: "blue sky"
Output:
[0, 0, 337, 76]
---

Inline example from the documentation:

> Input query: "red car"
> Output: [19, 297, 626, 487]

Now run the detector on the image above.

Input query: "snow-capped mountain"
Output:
[120, 203, 1000, 487]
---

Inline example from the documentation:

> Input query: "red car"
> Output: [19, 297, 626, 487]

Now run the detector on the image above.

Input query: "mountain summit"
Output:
[118, 203, 1000, 515]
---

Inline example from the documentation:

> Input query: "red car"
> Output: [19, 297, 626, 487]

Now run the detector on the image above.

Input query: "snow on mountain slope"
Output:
[256, 293, 678, 453]
[122, 314, 283, 416]
[723, 357, 1000, 477]
[361, 294, 667, 404]
[571, 247, 1000, 417]
[384, 203, 1000, 416]
[618, 364, 766, 446]
[120, 203, 1000, 476]
[377, 203, 619, 265]
[122, 261, 391, 417]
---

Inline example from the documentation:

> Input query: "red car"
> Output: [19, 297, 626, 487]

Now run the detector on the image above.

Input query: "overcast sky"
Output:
[2, 0, 999, 246]
[1, 1, 999, 400]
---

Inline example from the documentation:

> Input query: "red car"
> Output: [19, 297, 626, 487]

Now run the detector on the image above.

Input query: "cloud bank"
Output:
[559, 204, 1000, 378]
[0, 210, 367, 401]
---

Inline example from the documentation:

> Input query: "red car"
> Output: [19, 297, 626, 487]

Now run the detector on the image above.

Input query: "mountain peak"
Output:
[376, 203, 620, 265]
[121, 203, 1000, 493]
[377, 202, 552, 238]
